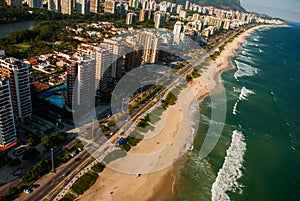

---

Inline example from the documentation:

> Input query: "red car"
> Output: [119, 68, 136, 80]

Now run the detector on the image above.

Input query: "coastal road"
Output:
[17, 150, 91, 201]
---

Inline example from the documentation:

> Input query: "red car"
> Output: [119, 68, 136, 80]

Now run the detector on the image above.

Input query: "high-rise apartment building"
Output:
[48, 0, 60, 12]
[154, 11, 165, 29]
[100, 39, 124, 79]
[0, 77, 17, 149]
[126, 13, 137, 25]
[60, 0, 74, 15]
[65, 55, 96, 108]
[137, 31, 159, 64]
[77, 43, 113, 90]
[76, 0, 88, 14]
[173, 20, 184, 44]
[90, 0, 100, 13]
[123, 43, 142, 72]
[185, 0, 189, 10]
[104, 0, 115, 14]
[0, 58, 32, 122]
[139, 9, 151, 22]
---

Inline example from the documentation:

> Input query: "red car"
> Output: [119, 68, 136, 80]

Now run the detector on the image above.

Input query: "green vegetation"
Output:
[74, 140, 85, 149]
[136, 118, 154, 133]
[120, 143, 131, 152]
[100, 124, 110, 133]
[91, 163, 105, 173]
[41, 132, 67, 148]
[22, 148, 40, 160]
[103, 149, 127, 164]
[191, 68, 201, 78]
[119, 131, 144, 152]
[107, 119, 116, 127]
[60, 193, 76, 201]
[27, 135, 41, 147]
[127, 132, 143, 147]
[162, 92, 178, 109]
[58, 140, 85, 161]
[0, 10, 130, 59]
[71, 171, 98, 195]
[22, 160, 51, 186]
[137, 119, 150, 128]
[129, 85, 162, 112]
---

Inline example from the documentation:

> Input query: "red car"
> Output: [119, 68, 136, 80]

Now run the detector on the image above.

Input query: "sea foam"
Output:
[182, 100, 201, 154]
[234, 60, 258, 80]
[211, 130, 247, 201]
[233, 87, 255, 115]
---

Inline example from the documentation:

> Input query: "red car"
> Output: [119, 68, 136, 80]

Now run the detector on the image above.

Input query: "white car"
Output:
[23, 188, 33, 194]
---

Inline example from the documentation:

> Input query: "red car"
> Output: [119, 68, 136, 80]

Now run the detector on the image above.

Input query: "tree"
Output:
[41, 132, 67, 148]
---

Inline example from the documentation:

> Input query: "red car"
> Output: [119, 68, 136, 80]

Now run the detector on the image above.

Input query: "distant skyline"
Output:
[241, 0, 300, 22]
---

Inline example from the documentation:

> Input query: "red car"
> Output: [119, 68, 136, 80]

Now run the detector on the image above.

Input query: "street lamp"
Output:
[51, 148, 55, 173]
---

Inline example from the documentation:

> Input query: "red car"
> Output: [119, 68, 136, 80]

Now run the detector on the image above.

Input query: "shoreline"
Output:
[78, 24, 274, 201]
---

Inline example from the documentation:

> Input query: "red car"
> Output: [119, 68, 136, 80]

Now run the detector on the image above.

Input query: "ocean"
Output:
[173, 22, 300, 201]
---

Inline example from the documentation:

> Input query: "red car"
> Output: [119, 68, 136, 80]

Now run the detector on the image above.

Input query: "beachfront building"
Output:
[123, 42, 142, 72]
[0, 77, 17, 149]
[77, 43, 112, 91]
[137, 31, 159, 64]
[0, 57, 32, 122]
[100, 39, 124, 79]
[65, 55, 96, 109]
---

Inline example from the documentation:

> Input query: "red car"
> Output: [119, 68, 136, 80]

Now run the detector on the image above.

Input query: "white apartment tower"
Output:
[126, 13, 138, 25]
[100, 39, 124, 79]
[0, 58, 32, 122]
[70, 55, 96, 108]
[0, 77, 17, 148]
[185, 0, 189, 10]
[173, 21, 184, 44]
[154, 12, 165, 29]
[77, 44, 113, 91]
[137, 31, 159, 64]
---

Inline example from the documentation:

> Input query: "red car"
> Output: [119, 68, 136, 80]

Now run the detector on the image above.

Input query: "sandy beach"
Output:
[78, 24, 271, 201]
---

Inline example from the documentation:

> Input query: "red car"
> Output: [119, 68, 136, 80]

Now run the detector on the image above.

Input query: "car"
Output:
[63, 171, 70, 177]
[74, 158, 81, 162]
[23, 188, 33, 194]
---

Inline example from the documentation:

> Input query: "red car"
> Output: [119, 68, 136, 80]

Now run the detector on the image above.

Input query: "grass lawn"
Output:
[71, 171, 98, 195]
